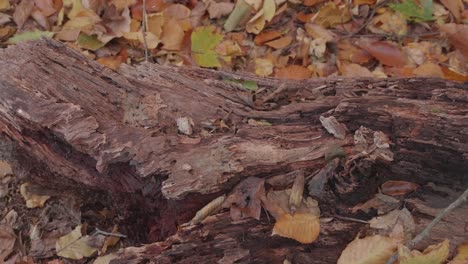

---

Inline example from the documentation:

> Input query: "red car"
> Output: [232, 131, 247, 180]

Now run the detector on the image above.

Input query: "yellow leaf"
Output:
[272, 213, 320, 244]
[147, 13, 164, 39]
[191, 26, 223, 67]
[56, 225, 97, 260]
[0, 0, 10, 11]
[450, 242, 468, 263]
[312, 2, 351, 28]
[399, 240, 450, 264]
[367, 10, 408, 36]
[255, 58, 274, 76]
[246, 0, 276, 34]
[20, 183, 50, 208]
[337, 235, 398, 264]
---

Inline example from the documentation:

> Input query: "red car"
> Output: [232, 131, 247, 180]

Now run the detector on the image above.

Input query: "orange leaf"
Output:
[254, 30, 281, 45]
[337, 39, 372, 64]
[275, 65, 312, 80]
[96, 49, 127, 70]
[296, 12, 314, 23]
[272, 213, 320, 244]
[264, 35, 292, 49]
[360, 41, 406, 67]
[413, 62, 444, 78]
[441, 67, 468, 82]
[303, 0, 325, 7]
[131, 0, 165, 20]
[381, 180, 419, 196]
[341, 63, 373, 77]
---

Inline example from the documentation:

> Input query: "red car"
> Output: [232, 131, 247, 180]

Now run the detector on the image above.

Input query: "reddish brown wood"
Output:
[0, 39, 467, 263]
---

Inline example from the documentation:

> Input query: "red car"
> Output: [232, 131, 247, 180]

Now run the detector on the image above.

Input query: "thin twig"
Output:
[332, 214, 369, 224]
[385, 186, 468, 264]
[93, 227, 128, 238]
[141, 0, 149, 62]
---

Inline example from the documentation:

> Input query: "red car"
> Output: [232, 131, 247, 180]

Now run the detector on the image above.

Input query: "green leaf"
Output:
[389, 0, 434, 22]
[191, 26, 223, 68]
[76, 33, 105, 51]
[242, 80, 258, 91]
[7, 30, 54, 44]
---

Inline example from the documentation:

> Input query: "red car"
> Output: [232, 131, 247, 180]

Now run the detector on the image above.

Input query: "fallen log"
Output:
[0, 39, 467, 263]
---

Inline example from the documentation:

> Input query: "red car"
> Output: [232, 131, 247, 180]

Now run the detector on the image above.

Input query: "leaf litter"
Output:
[0, 0, 465, 80]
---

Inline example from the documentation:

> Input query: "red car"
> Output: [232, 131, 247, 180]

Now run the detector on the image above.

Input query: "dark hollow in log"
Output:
[0, 39, 467, 263]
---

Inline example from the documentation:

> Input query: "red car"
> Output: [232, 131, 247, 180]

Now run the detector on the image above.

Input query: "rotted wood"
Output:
[0, 39, 467, 263]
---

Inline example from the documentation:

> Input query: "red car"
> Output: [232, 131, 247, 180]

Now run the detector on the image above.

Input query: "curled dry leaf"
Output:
[13, 0, 35, 29]
[190, 194, 226, 224]
[319, 115, 347, 139]
[272, 213, 320, 244]
[398, 239, 450, 264]
[288, 171, 304, 212]
[223, 177, 265, 221]
[381, 181, 419, 196]
[337, 235, 398, 264]
[20, 182, 51, 208]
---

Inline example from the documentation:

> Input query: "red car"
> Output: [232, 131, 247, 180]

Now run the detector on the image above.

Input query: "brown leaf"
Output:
[275, 65, 311, 80]
[0, 225, 16, 262]
[207, 1, 234, 19]
[161, 18, 185, 50]
[312, 2, 351, 28]
[34, 0, 59, 16]
[341, 63, 374, 77]
[337, 39, 373, 64]
[303, 0, 325, 7]
[254, 30, 281, 45]
[359, 41, 407, 67]
[440, 23, 468, 58]
[13, 0, 35, 29]
[222, 177, 266, 221]
[381, 181, 419, 196]
[131, 0, 165, 20]
[264, 35, 292, 49]
[440, 0, 463, 22]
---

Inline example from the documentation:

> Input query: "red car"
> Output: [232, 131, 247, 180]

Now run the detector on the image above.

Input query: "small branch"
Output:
[141, 0, 149, 62]
[93, 227, 128, 238]
[385, 186, 468, 264]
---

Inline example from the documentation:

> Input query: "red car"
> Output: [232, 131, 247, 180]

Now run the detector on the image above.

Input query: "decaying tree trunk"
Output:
[0, 39, 467, 263]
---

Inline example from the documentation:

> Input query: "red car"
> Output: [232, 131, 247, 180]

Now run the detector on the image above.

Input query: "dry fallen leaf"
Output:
[337, 235, 399, 264]
[439, 24, 468, 58]
[398, 239, 450, 264]
[449, 242, 468, 264]
[381, 181, 419, 196]
[20, 182, 51, 208]
[359, 41, 407, 67]
[272, 213, 320, 244]
[275, 65, 312, 80]
[0, 224, 16, 262]
[56, 225, 97, 259]
[13, 0, 35, 29]
[222, 177, 265, 221]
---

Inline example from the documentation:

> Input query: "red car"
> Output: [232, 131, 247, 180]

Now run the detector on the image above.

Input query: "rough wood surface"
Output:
[0, 39, 467, 263]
